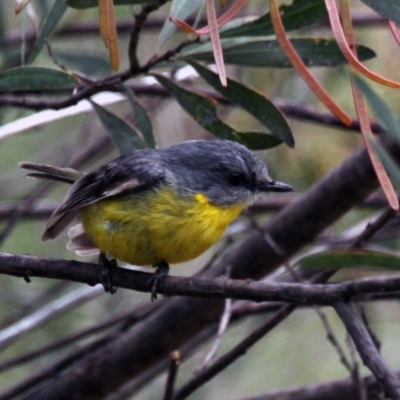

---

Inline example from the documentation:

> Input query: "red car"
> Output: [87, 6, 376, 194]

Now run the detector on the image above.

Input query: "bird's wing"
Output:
[43, 152, 166, 240]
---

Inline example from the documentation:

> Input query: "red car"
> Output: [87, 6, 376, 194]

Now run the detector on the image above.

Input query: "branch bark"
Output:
[334, 302, 400, 400]
[3, 253, 400, 304]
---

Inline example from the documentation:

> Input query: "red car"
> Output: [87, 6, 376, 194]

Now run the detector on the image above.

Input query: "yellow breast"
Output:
[80, 187, 246, 266]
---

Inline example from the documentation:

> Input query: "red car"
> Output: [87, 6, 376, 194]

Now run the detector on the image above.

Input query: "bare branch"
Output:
[3, 252, 400, 304]
[334, 302, 400, 400]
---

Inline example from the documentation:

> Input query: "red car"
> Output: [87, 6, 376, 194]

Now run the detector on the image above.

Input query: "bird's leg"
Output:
[98, 252, 118, 294]
[150, 261, 169, 301]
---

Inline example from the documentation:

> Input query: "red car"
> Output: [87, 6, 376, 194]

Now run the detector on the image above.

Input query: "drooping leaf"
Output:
[325, 0, 400, 88]
[184, 39, 375, 68]
[14, 0, 33, 14]
[389, 20, 400, 46]
[269, 0, 352, 126]
[194, 0, 248, 36]
[67, 0, 156, 8]
[27, 1, 68, 64]
[370, 139, 400, 190]
[153, 74, 282, 150]
[206, 0, 226, 86]
[157, 0, 204, 50]
[222, 0, 327, 38]
[360, 0, 400, 25]
[0, 67, 77, 92]
[354, 75, 400, 145]
[90, 100, 146, 154]
[299, 249, 400, 271]
[98, 0, 120, 70]
[350, 77, 399, 211]
[121, 85, 155, 148]
[186, 59, 294, 147]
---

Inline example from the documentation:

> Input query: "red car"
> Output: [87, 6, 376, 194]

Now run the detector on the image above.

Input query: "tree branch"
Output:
[3, 252, 400, 304]
[334, 302, 400, 400]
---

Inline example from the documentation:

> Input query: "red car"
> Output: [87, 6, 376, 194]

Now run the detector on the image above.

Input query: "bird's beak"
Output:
[260, 180, 294, 193]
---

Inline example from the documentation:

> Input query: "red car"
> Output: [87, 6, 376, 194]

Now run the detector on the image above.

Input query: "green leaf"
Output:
[153, 74, 282, 150]
[90, 100, 146, 154]
[360, 0, 400, 25]
[221, 0, 327, 38]
[370, 139, 400, 190]
[0, 67, 77, 92]
[186, 59, 294, 147]
[121, 85, 155, 149]
[354, 75, 400, 145]
[27, 1, 68, 64]
[66, 0, 156, 8]
[299, 249, 400, 271]
[183, 39, 375, 68]
[53, 52, 112, 77]
[157, 0, 204, 51]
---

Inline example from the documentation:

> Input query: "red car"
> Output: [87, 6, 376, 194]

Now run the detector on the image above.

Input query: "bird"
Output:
[20, 140, 293, 299]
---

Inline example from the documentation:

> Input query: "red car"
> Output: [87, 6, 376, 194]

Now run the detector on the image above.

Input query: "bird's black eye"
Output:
[228, 172, 247, 187]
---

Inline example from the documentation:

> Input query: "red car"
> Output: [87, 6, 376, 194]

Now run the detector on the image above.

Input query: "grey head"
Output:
[160, 140, 293, 206]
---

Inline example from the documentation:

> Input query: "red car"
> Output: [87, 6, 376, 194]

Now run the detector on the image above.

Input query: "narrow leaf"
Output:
[354, 75, 400, 145]
[360, 0, 400, 25]
[186, 59, 294, 147]
[169, 17, 198, 35]
[98, 0, 120, 70]
[157, 0, 204, 51]
[371, 140, 400, 190]
[352, 81, 399, 211]
[325, 0, 400, 88]
[0, 67, 77, 92]
[90, 100, 146, 154]
[14, 0, 32, 14]
[27, 1, 68, 64]
[342, 1, 399, 210]
[121, 85, 155, 148]
[206, 0, 227, 86]
[389, 20, 400, 46]
[269, 0, 352, 126]
[153, 74, 282, 149]
[184, 39, 375, 68]
[222, 0, 327, 38]
[53, 52, 112, 77]
[195, 0, 248, 35]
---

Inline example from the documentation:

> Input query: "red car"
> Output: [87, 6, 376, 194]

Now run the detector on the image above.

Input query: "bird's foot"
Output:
[150, 261, 169, 301]
[99, 252, 118, 294]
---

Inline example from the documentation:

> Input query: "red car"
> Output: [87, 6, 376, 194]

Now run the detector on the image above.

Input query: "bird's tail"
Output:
[18, 162, 84, 184]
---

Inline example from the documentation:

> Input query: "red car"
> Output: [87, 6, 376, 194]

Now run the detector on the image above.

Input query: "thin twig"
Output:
[0, 305, 148, 373]
[172, 304, 296, 400]
[129, 1, 168, 71]
[334, 302, 400, 400]
[195, 264, 233, 373]
[195, 297, 232, 374]
[0, 286, 103, 352]
[346, 332, 368, 400]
